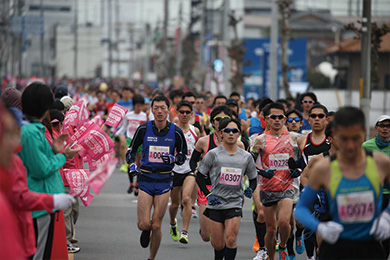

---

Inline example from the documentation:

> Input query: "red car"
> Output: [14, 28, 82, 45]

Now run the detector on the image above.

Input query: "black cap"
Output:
[54, 86, 68, 99]
[225, 98, 238, 107]
[49, 109, 64, 123]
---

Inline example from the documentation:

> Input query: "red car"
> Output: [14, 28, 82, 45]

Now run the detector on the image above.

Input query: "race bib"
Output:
[337, 190, 375, 223]
[149, 146, 170, 163]
[269, 153, 289, 170]
[220, 167, 242, 186]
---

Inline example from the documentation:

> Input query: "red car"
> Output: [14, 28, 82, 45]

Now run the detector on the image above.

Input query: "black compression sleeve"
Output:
[196, 172, 210, 197]
[190, 150, 202, 172]
[249, 178, 257, 191]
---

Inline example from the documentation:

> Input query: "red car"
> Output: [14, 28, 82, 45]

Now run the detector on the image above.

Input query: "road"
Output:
[74, 168, 309, 260]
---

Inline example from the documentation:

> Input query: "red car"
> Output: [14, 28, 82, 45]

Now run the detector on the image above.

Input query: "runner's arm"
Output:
[190, 150, 202, 173]
[196, 171, 210, 197]
[114, 116, 128, 137]
[126, 125, 146, 164]
[174, 126, 188, 164]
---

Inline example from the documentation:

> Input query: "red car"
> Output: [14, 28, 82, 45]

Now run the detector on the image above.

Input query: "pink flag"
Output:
[79, 125, 115, 160]
[63, 101, 84, 127]
[105, 104, 128, 128]
[63, 169, 94, 207]
[86, 158, 118, 194]
[91, 114, 104, 127]
[87, 149, 115, 171]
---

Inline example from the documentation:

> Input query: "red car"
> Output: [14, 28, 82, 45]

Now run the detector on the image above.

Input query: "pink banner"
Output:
[105, 104, 128, 129]
[63, 101, 83, 127]
[91, 114, 104, 127]
[87, 149, 115, 171]
[80, 125, 114, 160]
[63, 169, 94, 207]
[86, 158, 118, 194]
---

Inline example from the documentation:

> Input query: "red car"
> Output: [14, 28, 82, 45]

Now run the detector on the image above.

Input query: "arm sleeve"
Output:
[294, 185, 321, 232]
[8, 156, 54, 212]
[249, 178, 257, 191]
[126, 125, 145, 164]
[19, 130, 66, 180]
[114, 115, 129, 136]
[175, 126, 188, 158]
[196, 171, 210, 197]
[190, 150, 202, 172]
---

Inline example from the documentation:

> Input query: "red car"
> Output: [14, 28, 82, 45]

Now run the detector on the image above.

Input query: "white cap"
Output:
[375, 115, 390, 125]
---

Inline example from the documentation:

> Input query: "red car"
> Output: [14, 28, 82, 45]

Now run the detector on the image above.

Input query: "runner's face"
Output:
[309, 108, 327, 131]
[152, 101, 169, 122]
[221, 122, 240, 145]
[266, 108, 286, 130]
[302, 97, 315, 112]
[375, 120, 390, 141]
[214, 98, 226, 107]
[177, 106, 192, 124]
[183, 97, 196, 108]
[286, 113, 302, 132]
[334, 124, 365, 160]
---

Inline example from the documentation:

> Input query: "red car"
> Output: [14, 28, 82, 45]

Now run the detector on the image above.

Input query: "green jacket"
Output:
[18, 122, 66, 218]
[362, 138, 390, 194]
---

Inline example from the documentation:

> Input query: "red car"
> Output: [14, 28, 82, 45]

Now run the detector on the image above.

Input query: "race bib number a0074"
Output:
[337, 190, 375, 223]
[220, 167, 242, 186]
[149, 146, 170, 163]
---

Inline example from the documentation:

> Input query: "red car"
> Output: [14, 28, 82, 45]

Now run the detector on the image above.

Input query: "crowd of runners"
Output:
[0, 80, 390, 260]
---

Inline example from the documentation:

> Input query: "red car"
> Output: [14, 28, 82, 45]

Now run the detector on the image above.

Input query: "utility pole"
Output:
[108, 0, 112, 79]
[360, 0, 371, 138]
[175, 1, 183, 77]
[198, 0, 206, 68]
[115, 0, 120, 77]
[73, 0, 78, 78]
[269, 0, 279, 100]
[128, 23, 134, 79]
[101, 0, 104, 27]
[17, 0, 23, 77]
[221, 0, 231, 95]
[161, 0, 169, 85]
[40, 0, 44, 77]
[143, 23, 151, 81]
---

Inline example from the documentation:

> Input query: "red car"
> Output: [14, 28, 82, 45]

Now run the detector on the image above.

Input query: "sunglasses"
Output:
[377, 124, 390, 128]
[189, 101, 196, 104]
[213, 116, 231, 122]
[302, 100, 315, 104]
[287, 117, 301, 123]
[196, 101, 204, 104]
[178, 110, 191, 115]
[309, 113, 326, 119]
[267, 114, 285, 120]
[221, 128, 240, 134]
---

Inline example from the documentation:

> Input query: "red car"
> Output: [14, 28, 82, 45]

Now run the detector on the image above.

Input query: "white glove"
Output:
[369, 211, 390, 241]
[53, 194, 76, 210]
[317, 221, 344, 244]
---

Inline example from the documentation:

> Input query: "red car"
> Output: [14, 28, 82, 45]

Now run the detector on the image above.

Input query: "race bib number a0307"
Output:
[269, 153, 289, 170]
[149, 146, 170, 163]
[337, 190, 375, 223]
[220, 167, 242, 186]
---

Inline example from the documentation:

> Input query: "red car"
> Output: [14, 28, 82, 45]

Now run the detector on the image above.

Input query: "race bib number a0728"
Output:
[220, 167, 242, 186]
[149, 146, 170, 163]
[269, 153, 289, 170]
[337, 190, 375, 223]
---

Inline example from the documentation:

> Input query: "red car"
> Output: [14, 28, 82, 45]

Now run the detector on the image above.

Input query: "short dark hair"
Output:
[300, 92, 317, 103]
[325, 120, 334, 139]
[327, 111, 335, 117]
[333, 106, 365, 130]
[22, 82, 54, 119]
[50, 100, 65, 111]
[263, 103, 285, 117]
[151, 95, 170, 107]
[169, 90, 183, 100]
[133, 94, 145, 105]
[122, 86, 134, 93]
[285, 109, 303, 119]
[210, 105, 233, 123]
[152, 88, 165, 97]
[309, 104, 328, 115]
[258, 98, 273, 112]
[176, 100, 193, 111]
[212, 95, 227, 106]
[229, 92, 240, 98]
[276, 99, 288, 107]
[218, 117, 242, 132]
[182, 91, 196, 100]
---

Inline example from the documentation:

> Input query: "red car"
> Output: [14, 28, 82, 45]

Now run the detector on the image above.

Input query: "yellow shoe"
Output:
[120, 163, 128, 172]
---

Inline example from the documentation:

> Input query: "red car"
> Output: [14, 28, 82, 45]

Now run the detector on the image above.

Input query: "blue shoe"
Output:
[295, 235, 305, 254]
[288, 255, 296, 260]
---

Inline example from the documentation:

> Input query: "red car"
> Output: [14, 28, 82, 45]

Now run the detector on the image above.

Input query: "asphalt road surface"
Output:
[74, 168, 312, 260]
